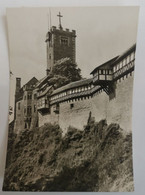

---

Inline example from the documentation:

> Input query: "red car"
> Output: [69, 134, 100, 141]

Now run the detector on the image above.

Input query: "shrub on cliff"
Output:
[3, 119, 133, 192]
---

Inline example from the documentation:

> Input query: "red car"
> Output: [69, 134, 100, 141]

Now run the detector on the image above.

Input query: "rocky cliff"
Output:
[3, 117, 134, 192]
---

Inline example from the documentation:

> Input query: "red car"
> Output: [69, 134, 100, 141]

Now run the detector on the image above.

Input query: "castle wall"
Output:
[14, 99, 25, 133]
[59, 90, 108, 134]
[38, 105, 59, 127]
[59, 97, 92, 134]
[38, 72, 134, 134]
[106, 72, 134, 132]
[30, 89, 38, 129]
[91, 90, 108, 123]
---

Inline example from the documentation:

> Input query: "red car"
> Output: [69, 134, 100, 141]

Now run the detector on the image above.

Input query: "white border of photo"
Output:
[0, 0, 145, 194]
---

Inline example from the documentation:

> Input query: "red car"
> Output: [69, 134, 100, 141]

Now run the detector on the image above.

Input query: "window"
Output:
[60, 36, 69, 46]
[70, 103, 74, 109]
[27, 106, 32, 114]
[85, 86, 88, 91]
[127, 55, 130, 64]
[122, 59, 125, 67]
[18, 102, 20, 110]
[131, 52, 134, 61]
[117, 64, 119, 70]
[27, 94, 32, 100]
[34, 105, 36, 112]
[119, 61, 122, 68]
[34, 94, 37, 99]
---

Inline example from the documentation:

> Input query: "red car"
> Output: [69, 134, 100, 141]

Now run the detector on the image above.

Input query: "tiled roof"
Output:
[52, 78, 93, 95]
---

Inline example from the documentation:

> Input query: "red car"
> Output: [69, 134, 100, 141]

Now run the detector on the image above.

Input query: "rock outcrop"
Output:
[3, 118, 134, 192]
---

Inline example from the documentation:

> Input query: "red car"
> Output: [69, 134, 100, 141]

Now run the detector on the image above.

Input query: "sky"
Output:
[7, 6, 139, 121]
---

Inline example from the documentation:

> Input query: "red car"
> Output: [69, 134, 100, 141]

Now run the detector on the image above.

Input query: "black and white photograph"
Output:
[2, 6, 139, 192]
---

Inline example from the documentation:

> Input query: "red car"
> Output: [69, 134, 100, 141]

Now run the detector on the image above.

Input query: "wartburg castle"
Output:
[12, 12, 136, 135]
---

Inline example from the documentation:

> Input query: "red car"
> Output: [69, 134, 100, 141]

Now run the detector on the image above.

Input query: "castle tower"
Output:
[45, 12, 76, 74]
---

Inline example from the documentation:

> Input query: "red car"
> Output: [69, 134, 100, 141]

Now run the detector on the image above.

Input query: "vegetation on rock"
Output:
[3, 117, 134, 192]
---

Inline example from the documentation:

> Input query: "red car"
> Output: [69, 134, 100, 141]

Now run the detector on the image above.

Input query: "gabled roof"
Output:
[52, 78, 93, 96]
[25, 77, 38, 87]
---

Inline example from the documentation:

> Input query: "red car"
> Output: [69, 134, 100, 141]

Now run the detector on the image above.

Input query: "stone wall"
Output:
[106, 72, 134, 132]
[14, 99, 25, 133]
[30, 89, 38, 129]
[38, 105, 59, 127]
[59, 97, 93, 134]
[38, 72, 134, 134]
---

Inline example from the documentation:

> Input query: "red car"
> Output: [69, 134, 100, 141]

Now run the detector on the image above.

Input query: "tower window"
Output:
[60, 36, 69, 46]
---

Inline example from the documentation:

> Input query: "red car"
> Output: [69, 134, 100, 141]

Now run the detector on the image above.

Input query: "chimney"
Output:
[15, 77, 21, 94]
